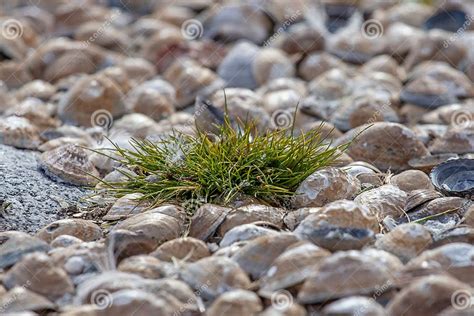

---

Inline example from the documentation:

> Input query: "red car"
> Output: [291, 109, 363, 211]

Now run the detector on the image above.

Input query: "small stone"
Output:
[232, 233, 300, 280]
[106, 229, 158, 262]
[36, 219, 102, 243]
[150, 237, 210, 262]
[0, 287, 55, 314]
[404, 197, 468, 233]
[294, 200, 379, 251]
[429, 127, 474, 154]
[38, 136, 90, 152]
[375, 223, 433, 263]
[63, 255, 89, 275]
[38, 144, 100, 186]
[57, 73, 128, 127]
[220, 223, 279, 247]
[103, 193, 150, 221]
[180, 256, 251, 301]
[218, 204, 286, 237]
[119, 57, 156, 87]
[322, 296, 386, 316]
[390, 169, 434, 192]
[432, 226, 474, 248]
[164, 58, 223, 108]
[355, 185, 408, 220]
[203, 4, 272, 44]
[292, 167, 361, 208]
[100, 289, 177, 315]
[217, 41, 259, 89]
[297, 251, 394, 304]
[0, 116, 42, 149]
[72, 271, 164, 306]
[0, 231, 50, 269]
[96, 168, 138, 190]
[188, 204, 231, 241]
[361, 55, 406, 80]
[117, 255, 169, 279]
[408, 153, 459, 174]
[259, 241, 330, 294]
[335, 123, 429, 172]
[362, 248, 405, 272]
[5, 97, 59, 131]
[252, 48, 295, 86]
[262, 303, 308, 316]
[207, 289, 263, 316]
[3, 252, 74, 300]
[331, 94, 400, 132]
[405, 189, 442, 212]
[298, 52, 345, 81]
[343, 161, 383, 189]
[126, 78, 175, 121]
[0, 61, 33, 89]
[115, 205, 186, 250]
[405, 242, 474, 274]
[387, 275, 471, 316]
[299, 199, 380, 232]
[109, 113, 160, 139]
[283, 207, 321, 231]
[50, 235, 83, 248]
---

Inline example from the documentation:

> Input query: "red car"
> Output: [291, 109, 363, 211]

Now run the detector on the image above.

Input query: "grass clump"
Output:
[98, 111, 348, 209]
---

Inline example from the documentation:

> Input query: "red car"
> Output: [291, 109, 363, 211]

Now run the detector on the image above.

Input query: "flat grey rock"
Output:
[0, 144, 88, 233]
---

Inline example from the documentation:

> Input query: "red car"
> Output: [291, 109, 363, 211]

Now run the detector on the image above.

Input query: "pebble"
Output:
[100, 289, 177, 315]
[232, 233, 300, 280]
[217, 204, 286, 237]
[387, 275, 471, 316]
[0, 116, 42, 149]
[3, 252, 74, 300]
[389, 169, 434, 192]
[259, 241, 330, 294]
[188, 204, 231, 241]
[322, 296, 386, 316]
[302, 199, 379, 232]
[295, 200, 379, 251]
[219, 223, 279, 247]
[0, 287, 55, 314]
[405, 242, 474, 274]
[36, 219, 102, 243]
[0, 231, 50, 269]
[335, 122, 429, 172]
[355, 185, 408, 219]
[110, 113, 160, 139]
[252, 48, 295, 86]
[57, 73, 128, 126]
[103, 193, 150, 221]
[38, 144, 100, 186]
[207, 289, 263, 316]
[150, 237, 210, 262]
[375, 223, 433, 263]
[292, 167, 361, 208]
[126, 78, 175, 121]
[217, 41, 259, 89]
[179, 256, 251, 301]
[117, 255, 168, 279]
[114, 205, 187, 250]
[297, 250, 394, 304]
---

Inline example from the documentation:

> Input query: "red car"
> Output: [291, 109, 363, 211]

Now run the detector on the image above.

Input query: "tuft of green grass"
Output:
[97, 112, 349, 210]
